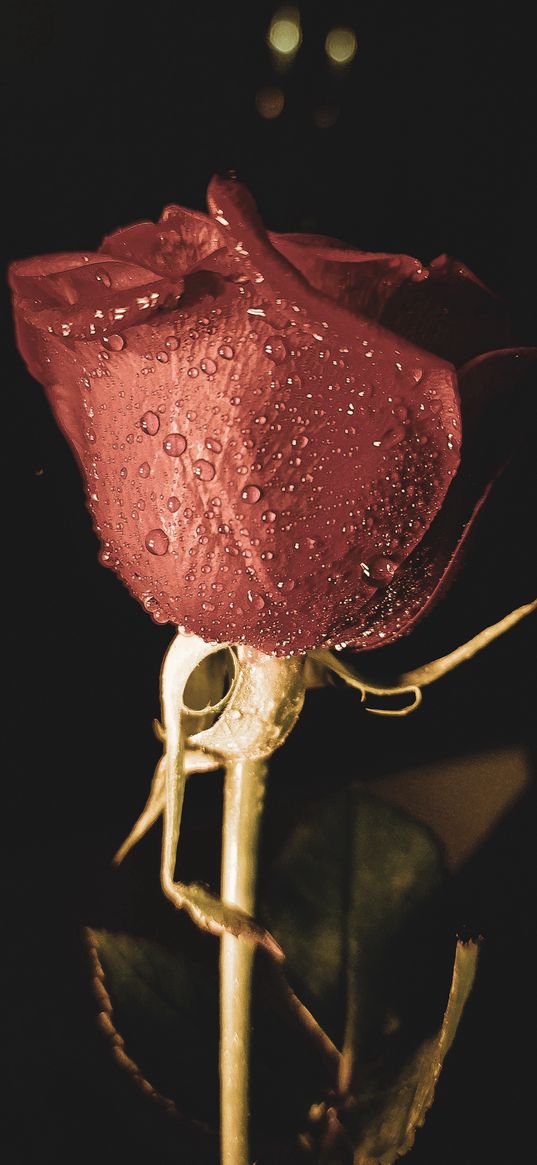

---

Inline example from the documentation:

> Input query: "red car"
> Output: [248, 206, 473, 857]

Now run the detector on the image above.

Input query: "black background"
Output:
[1, 3, 536, 1162]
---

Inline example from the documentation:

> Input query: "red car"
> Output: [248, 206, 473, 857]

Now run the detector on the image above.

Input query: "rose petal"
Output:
[10, 179, 462, 653]
[382, 255, 512, 366]
[8, 254, 181, 341]
[16, 179, 508, 654]
[272, 233, 423, 320]
[11, 303, 89, 459]
[35, 178, 461, 653]
[206, 177, 460, 575]
[334, 348, 537, 651]
[8, 250, 103, 288]
[100, 205, 224, 280]
[13, 220, 460, 654]
[274, 234, 512, 367]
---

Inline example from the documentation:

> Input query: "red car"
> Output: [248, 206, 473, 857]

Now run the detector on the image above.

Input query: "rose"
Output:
[8, 177, 532, 654]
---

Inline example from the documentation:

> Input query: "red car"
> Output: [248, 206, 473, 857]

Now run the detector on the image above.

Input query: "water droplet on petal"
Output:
[104, 333, 125, 351]
[193, 459, 216, 481]
[163, 433, 187, 456]
[369, 556, 398, 584]
[138, 461, 150, 478]
[96, 269, 112, 288]
[263, 335, 287, 364]
[145, 529, 169, 556]
[141, 411, 160, 435]
[241, 485, 262, 504]
[167, 496, 180, 512]
[247, 591, 265, 610]
[156, 351, 169, 363]
[206, 438, 222, 453]
[291, 434, 309, 449]
[218, 344, 234, 360]
[200, 357, 217, 375]
[262, 510, 276, 523]
[165, 335, 179, 350]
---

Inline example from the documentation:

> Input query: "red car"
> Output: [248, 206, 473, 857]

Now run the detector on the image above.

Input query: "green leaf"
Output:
[86, 926, 332, 1141]
[262, 787, 445, 1050]
[88, 788, 477, 1161]
[347, 940, 478, 1165]
[86, 927, 219, 1126]
[262, 786, 478, 1161]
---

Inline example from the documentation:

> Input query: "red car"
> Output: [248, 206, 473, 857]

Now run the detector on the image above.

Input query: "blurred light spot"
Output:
[313, 104, 340, 129]
[256, 86, 285, 119]
[268, 7, 302, 58]
[325, 26, 357, 65]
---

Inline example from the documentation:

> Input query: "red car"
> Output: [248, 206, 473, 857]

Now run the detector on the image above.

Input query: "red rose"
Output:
[8, 177, 532, 654]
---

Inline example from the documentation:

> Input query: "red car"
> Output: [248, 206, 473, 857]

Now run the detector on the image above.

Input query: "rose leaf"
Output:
[345, 939, 478, 1164]
[261, 787, 478, 1161]
[86, 927, 219, 1127]
[87, 788, 477, 1161]
[86, 926, 332, 1144]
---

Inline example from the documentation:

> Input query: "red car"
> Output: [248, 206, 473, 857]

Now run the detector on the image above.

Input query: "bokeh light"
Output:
[325, 26, 357, 65]
[256, 86, 285, 119]
[267, 7, 302, 59]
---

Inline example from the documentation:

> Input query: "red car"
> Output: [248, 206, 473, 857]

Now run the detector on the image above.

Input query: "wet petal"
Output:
[8, 253, 181, 341]
[272, 233, 422, 320]
[100, 205, 225, 280]
[20, 179, 531, 656]
[382, 255, 512, 366]
[274, 235, 511, 366]
[12, 211, 459, 654]
[335, 348, 537, 651]
[32, 176, 455, 654]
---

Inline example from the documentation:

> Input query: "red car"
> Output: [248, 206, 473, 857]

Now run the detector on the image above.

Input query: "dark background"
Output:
[1, 2, 536, 1162]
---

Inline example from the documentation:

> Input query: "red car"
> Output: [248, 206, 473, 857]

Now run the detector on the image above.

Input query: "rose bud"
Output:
[8, 177, 533, 654]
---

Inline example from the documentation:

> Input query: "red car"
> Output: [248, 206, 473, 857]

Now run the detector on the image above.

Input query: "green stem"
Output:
[219, 758, 268, 1165]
